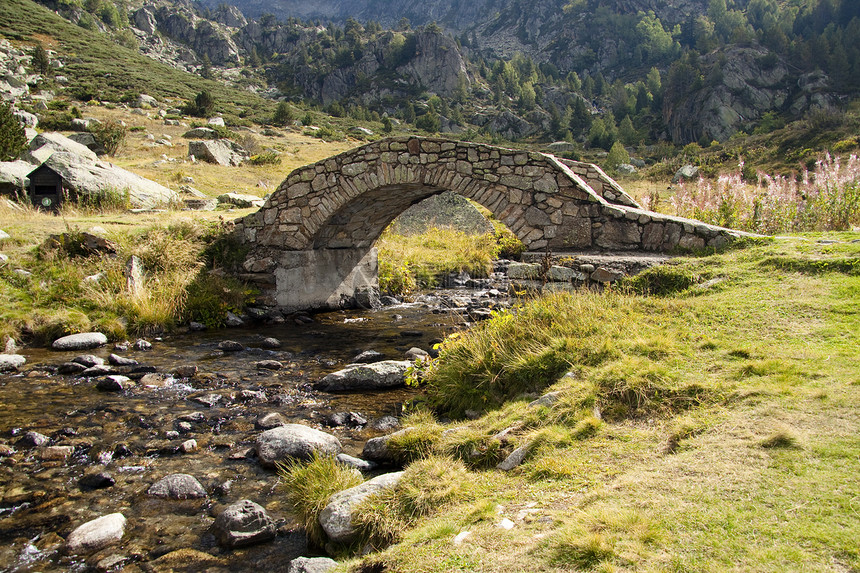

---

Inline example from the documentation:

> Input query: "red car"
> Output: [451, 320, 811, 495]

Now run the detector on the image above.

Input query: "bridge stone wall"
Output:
[234, 136, 747, 311]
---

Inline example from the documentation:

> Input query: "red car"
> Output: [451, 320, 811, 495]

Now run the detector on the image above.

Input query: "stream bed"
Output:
[0, 288, 507, 572]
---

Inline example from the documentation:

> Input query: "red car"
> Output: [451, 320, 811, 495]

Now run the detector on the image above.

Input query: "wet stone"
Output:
[132, 339, 152, 351]
[213, 499, 276, 548]
[81, 365, 112, 377]
[65, 513, 126, 554]
[58, 362, 88, 375]
[218, 340, 245, 352]
[79, 472, 115, 490]
[174, 365, 198, 378]
[259, 337, 282, 349]
[256, 412, 286, 430]
[237, 389, 267, 402]
[18, 430, 50, 448]
[72, 355, 105, 368]
[336, 453, 376, 472]
[350, 350, 385, 364]
[255, 360, 283, 370]
[96, 375, 131, 392]
[325, 412, 367, 428]
[147, 473, 207, 499]
[52, 332, 108, 351]
[108, 354, 138, 367]
[191, 394, 222, 408]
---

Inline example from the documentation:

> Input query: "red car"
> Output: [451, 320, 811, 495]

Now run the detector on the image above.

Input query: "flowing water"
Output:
[0, 290, 504, 572]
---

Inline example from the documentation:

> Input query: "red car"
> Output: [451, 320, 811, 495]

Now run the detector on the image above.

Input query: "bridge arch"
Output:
[235, 136, 743, 311]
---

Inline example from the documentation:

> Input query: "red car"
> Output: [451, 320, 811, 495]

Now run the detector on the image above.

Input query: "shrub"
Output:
[184, 90, 215, 117]
[91, 119, 127, 156]
[249, 151, 281, 165]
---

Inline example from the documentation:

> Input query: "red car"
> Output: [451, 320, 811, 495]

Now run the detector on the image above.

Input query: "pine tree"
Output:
[272, 101, 294, 126]
[0, 101, 27, 162]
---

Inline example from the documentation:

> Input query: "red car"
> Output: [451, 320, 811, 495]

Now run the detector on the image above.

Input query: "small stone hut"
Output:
[27, 163, 64, 210]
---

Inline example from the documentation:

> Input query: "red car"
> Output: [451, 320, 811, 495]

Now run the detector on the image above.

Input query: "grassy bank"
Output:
[0, 202, 255, 344]
[288, 235, 859, 572]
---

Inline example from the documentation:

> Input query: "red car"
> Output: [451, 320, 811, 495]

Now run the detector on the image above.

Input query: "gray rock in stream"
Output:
[65, 513, 126, 554]
[288, 557, 339, 573]
[72, 354, 104, 367]
[319, 472, 404, 544]
[255, 424, 342, 467]
[350, 350, 385, 363]
[315, 360, 411, 392]
[213, 499, 276, 548]
[147, 473, 207, 499]
[0, 354, 26, 372]
[52, 332, 108, 351]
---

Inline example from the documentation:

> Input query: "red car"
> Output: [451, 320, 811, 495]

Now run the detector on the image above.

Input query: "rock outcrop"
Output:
[318, 472, 403, 544]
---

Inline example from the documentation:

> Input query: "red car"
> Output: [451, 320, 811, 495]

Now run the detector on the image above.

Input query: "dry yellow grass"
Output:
[73, 104, 357, 197]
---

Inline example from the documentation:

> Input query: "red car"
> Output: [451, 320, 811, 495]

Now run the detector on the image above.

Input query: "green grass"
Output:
[278, 454, 364, 548]
[0, 204, 252, 343]
[0, 0, 274, 122]
[376, 226, 502, 295]
[338, 234, 860, 572]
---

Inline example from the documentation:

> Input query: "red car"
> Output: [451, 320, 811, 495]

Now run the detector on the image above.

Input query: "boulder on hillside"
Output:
[672, 165, 699, 183]
[0, 160, 34, 194]
[318, 472, 404, 544]
[67, 133, 105, 155]
[255, 424, 342, 467]
[26, 132, 98, 163]
[188, 140, 247, 166]
[316, 360, 412, 392]
[40, 152, 177, 209]
[217, 193, 265, 208]
[183, 127, 219, 139]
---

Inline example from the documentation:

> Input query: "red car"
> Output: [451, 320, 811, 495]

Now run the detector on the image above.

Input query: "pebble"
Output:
[96, 375, 131, 392]
[132, 339, 152, 351]
[179, 439, 198, 453]
[255, 360, 283, 370]
[41, 445, 74, 460]
[72, 354, 105, 367]
[174, 365, 198, 378]
[108, 353, 138, 366]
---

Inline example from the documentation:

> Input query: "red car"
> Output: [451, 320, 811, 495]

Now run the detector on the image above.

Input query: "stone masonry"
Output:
[234, 136, 750, 311]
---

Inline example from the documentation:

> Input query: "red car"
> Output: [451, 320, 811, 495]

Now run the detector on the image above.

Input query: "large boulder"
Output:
[26, 132, 98, 163]
[672, 164, 699, 184]
[52, 332, 108, 351]
[65, 513, 126, 554]
[0, 160, 33, 193]
[318, 472, 404, 544]
[213, 500, 276, 548]
[188, 140, 247, 166]
[255, 424, 342, 467]
[41, 151, 177, 209]
[316, 360, 411, 392]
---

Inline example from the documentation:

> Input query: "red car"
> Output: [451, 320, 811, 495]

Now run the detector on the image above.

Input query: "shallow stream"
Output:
[0, 290, 502, 572]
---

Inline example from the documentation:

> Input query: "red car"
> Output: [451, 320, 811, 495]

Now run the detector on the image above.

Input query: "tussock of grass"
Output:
[278, 454, 363, 547]
[353, 456, 471, 548]
[760, 427, 800, 449]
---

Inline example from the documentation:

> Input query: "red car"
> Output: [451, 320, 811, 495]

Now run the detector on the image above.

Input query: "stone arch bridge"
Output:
[235, 136, 742, 311]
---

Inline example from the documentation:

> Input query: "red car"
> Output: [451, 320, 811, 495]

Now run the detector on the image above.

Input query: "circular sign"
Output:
[41, 197, 53, 207]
